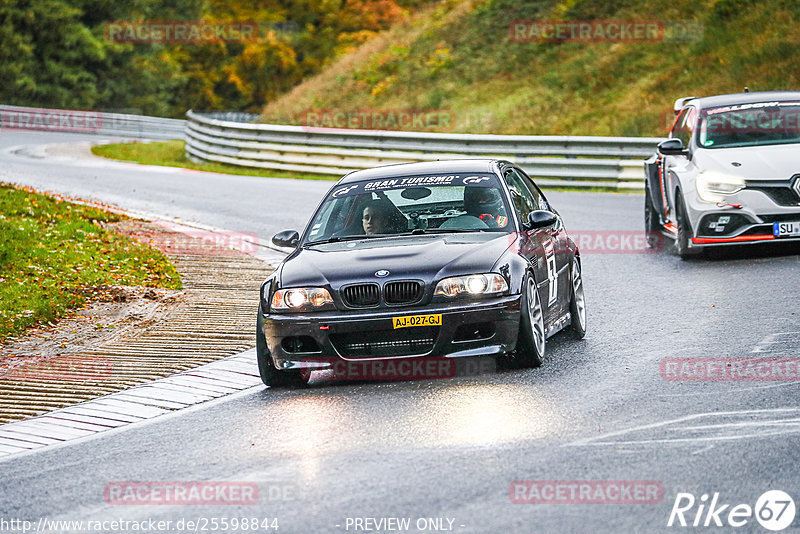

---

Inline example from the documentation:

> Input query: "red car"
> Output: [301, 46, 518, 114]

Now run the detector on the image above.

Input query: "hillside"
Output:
[0, 0, 422, 116]
[261, 0, 800, 137]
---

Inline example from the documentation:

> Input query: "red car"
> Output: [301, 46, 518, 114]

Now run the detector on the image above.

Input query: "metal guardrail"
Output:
[0, 104, 662, 188]
[0, 105, 185, 140]
[185, 110, 664, 189]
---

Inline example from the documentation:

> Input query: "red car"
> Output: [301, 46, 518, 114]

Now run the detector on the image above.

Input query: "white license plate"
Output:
[773, 222, 800, 237]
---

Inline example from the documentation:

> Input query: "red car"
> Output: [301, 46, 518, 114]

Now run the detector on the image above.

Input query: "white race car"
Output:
[644, 91, 800, 257]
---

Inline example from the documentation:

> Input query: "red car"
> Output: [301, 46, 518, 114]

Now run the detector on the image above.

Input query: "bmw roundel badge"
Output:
[375, 270, 390, 277]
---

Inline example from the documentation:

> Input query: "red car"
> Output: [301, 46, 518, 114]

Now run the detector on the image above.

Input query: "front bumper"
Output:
[261, 295, 522, 370]
[684, 188, 800, 246]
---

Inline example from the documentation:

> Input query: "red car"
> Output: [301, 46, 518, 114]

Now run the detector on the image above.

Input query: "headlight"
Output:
[696, 171, 745, 203]
[270, 287, 333, 311]
[434, 273, 508, 298]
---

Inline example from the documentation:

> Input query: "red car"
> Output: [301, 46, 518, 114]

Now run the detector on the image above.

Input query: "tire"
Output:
[568, 259, 587, 339]
[674, 194, 700, 260]
[256, 307, 308, 389]
[514, 275, 545, 368]
[644, 188, 660, 249]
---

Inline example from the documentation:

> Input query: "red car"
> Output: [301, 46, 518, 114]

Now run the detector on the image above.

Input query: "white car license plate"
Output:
[773, 222, 800, 237]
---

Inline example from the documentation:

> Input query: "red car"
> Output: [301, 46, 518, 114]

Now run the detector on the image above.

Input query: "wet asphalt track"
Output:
[1, 131, 799, 533]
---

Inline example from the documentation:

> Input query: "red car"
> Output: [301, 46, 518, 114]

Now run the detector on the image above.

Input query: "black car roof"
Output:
[688, 91, 800, 110]
[338, 159, 504, 184]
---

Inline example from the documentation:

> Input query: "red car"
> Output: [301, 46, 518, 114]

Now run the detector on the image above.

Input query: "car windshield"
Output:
[697, 101, 800, 149]
[303, 173, 513, 244]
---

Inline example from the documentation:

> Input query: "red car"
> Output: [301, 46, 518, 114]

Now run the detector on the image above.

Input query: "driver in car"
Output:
[362, 201, 392, 235]
[464, 186, 508, 228]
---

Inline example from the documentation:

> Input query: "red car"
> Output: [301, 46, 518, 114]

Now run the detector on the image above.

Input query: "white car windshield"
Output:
[697, 101, 800, 149]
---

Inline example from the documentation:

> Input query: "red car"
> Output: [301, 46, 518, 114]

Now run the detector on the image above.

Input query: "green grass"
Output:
[0, 184, 182, 342]
[91, 140, 337, 182]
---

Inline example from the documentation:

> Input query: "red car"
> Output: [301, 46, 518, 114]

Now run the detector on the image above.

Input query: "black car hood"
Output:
[279, 233, 514, 289]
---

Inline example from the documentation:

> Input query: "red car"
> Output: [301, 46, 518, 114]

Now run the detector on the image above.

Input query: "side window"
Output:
[671, 107, 696, 147]
[503, 169, 539, 221]
[670, 109, 688, 143]
[518, 169, 551, 211]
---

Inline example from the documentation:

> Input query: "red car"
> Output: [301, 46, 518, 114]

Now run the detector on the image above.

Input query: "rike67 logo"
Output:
[668, 490, 796, 531]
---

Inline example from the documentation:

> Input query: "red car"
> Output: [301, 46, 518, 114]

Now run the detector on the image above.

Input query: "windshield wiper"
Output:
[401, 228, 489, 235]
[303, 234, 385, 247]
[304, 229, 492, 246]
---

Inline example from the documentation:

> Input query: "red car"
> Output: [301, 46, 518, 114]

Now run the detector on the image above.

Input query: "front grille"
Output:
[759, 214, 800, 224]
[341, 284, 380, 308]
[384, 281, 423, 305]
[331, 327, 438, 358]
[756, 187, 798, 206]
[747, 179, 800, 206]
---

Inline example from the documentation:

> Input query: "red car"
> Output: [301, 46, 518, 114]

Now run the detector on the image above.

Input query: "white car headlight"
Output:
[696, 171, 745, 203]
[271, 287, 333, 310]
[435, 273, 508, 298]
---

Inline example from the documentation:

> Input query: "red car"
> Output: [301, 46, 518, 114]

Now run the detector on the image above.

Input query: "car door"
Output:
[524, 173, 571, 309]
[502, 168, 560, 324]
[644, 152, 666, 225]
[645, 108, 685, 224]
[663, 106, 697, 221]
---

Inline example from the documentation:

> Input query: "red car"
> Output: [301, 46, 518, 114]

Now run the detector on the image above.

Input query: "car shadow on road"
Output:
[696, 241, 800, 262]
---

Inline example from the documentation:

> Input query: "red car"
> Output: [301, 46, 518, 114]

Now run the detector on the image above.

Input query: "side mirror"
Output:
[524, 210, 558, 230]
[658, 138, 687, 156]
[272, 230, 300, 248]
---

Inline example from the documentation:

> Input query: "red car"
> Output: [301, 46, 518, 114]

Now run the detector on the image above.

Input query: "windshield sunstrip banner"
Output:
[331, 174, 499, 198]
